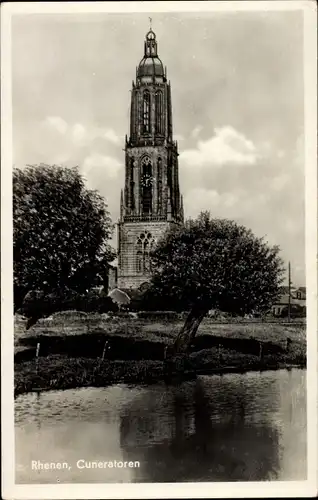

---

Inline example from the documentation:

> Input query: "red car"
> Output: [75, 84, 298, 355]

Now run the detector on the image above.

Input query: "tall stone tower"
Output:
[117, 28, 184, 289]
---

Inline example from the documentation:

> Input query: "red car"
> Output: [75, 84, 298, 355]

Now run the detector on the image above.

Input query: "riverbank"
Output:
[14, 314, 306, 397]
[15, 355, 306, 397]
[14, 343, 306, 397]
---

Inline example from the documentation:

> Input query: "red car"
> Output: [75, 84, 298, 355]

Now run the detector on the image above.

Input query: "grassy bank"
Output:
[14, 314, 306, 397]
[15, 313, 305, 347]
[15, 348, 306, 398]
[14, 357, 164, 397]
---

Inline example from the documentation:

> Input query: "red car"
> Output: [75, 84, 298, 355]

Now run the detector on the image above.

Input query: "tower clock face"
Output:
[141, 173, 153, 187]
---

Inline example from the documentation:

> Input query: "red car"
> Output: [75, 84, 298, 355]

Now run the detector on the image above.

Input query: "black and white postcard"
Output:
[1, 1, 317, 498]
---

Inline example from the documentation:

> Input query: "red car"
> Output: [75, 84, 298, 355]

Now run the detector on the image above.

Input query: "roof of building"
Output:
[274, 293, 306, 306]
[138, 56, 164, 78]
[137, 29, 164, 79]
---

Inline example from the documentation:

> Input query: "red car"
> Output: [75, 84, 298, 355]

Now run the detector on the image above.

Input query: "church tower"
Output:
[117, 27, 184, 289]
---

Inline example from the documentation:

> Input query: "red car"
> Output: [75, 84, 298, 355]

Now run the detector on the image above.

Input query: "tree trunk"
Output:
[173, 307, 208, 355]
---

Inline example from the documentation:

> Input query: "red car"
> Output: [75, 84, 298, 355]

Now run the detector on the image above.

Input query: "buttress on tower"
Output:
[117, 28, 184, 289]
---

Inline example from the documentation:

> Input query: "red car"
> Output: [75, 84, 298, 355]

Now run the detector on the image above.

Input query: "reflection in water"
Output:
[15, 369, 306, 483]
[119, 375, 282, 481]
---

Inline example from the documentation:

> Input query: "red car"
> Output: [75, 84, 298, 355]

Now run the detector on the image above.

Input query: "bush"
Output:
[21, 288, 118, 320]
[75, 292, 118, 314]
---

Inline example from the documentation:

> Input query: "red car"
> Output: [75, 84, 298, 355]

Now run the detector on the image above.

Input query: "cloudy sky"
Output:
[12, 10, 304, 285]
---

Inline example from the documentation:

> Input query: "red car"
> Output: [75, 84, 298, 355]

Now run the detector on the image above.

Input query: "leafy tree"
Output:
[149, 212, 285, 354]
[13, 164, 115, 309]
[136, 286, 183, 312]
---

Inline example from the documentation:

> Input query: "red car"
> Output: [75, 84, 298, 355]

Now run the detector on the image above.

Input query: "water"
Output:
[15, 369, 306, 483]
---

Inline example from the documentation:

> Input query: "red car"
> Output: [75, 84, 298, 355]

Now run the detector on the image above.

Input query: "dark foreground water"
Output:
[15, 369, 306, 483]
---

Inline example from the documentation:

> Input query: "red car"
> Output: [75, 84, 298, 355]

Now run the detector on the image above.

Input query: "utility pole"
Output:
[288, 261, 292, 323]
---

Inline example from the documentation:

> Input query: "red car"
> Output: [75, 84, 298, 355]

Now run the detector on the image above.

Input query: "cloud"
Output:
[191, 125, 203, 139]
[72, 123, 86, 143]
[82, 154, 122, 181]
[103, 129, 121, 145]
[184, 188, 221, 215]
[183, 187, 264, 221]
[44, 116, 121, 148]
[277, 150, 286, 159]
[45, 116, 68, 135]
[271, 173, 290, 192]
[284, 218, 300, 235]
[180, 126, 259, 168]
[174, 133, 185, 142]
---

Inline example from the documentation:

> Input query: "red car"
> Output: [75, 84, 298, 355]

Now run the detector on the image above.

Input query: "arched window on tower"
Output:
[141, 157, 153, 215]
[136, 232, 155, 274]
[155, 91, 163, 135]
[143, 90, 150, 134]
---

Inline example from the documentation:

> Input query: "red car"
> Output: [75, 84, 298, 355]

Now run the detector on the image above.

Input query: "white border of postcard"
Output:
[1, 1, 317, 498]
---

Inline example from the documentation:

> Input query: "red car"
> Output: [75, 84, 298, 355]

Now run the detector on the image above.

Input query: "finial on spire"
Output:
[149, 17, 152, 30]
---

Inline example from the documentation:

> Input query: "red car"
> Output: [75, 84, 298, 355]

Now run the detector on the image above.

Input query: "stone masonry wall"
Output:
[117, 221, 171, 289]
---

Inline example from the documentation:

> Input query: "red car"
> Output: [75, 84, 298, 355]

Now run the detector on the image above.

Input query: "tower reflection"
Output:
[119, 375, 281, 482]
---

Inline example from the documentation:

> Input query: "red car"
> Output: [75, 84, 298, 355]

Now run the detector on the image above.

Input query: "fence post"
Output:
[259, 341, 263, 361]
[101, 340, 109, 362]
[35, 342, 40, 374]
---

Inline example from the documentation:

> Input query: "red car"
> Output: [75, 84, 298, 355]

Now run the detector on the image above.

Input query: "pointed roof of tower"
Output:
[137, 28, 164, 79]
